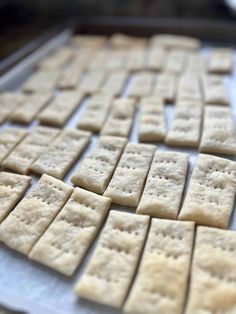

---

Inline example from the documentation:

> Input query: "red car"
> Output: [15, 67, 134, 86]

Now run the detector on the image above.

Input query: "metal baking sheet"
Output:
[0, 29, 235, 314]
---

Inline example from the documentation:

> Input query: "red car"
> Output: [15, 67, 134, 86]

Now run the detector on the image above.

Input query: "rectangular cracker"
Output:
[124, 219, 195, 314]
[38, 91, 84, 127]
[138, 98, 166, 142]
[10, 92, 53, 124]
[29, 188, 111, 276]
[151, 34, 200, 50]
[137, 151, 189, 219]
[124, 48, 146, 72]
[30, 129, 91, 179]
[152, 73, 177, 103]
[177, 74, 202, 101]
[38, 46, 74, 69]
[146, 47, 166, 71]
[0, 128, 28, 163]
[77, 93, 113, 132]
[202, 74, 229, 105]
[110, 34, 147, 49]
[0, 92, 25, 124]
[208, 48, 233, 74]
[2, 126, 59, 174]
[58, 65, 83, 89]
[104, 143, 155, 207]
[200, 106, 236, 155]
[71, 136, 127, 194]
[0, 174, 73, 255]
[87, 49, 108, 71]
[128, 72, 155, 98]
[79, 70, 106, 95]
[98, 70, 128, 96]
[75, 210, 149, 308]
[104, 50, 127, 71]
[186, 226, 236, 314]
[185, 53, 206, 75]
[100, 98, 136, 138]
[164, 50, 187, 74]
[22, 69, 60, 93]
[179, 154, 236, 228]
[165, 103, 203, 148]
[0, 172, 31, 222]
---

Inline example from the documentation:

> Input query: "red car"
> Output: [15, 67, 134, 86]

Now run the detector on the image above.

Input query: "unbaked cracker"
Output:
[186, 226, 236, 314]
[0, 174, 73, 255]
[30, 129, 91, 179]
[75, 210, 149, 307]
[177, 74, 202, 101]
[38, 46, 74, 69]
[29, 188, 111, 276]
[202, 74, 229, 105]
[128, 72, 155, 98]
[0, 172, 31, 222]
[58, 65, 84, 89]
[124, 219, 195, 314]
[164, 50, 187, 74]
[2, 126, 59, 174]
[124, 48, 146, 72]
[179, 154, 236, 228]
[0, 92, 25, 124]
[71, 136, 127, 194]
[98, 70, 128, 96]
[79, 70, 107, 95]
[208, 48, 233, 74]
[104, 143, 155, 207]
[137, 151, 189, 219]
[152, 73, 177, 103]
[146, 47, 166, 71]
[151, 34, 200, 50]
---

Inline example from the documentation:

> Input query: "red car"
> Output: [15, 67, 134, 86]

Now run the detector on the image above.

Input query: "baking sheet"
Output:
[0, 29, 235, 314]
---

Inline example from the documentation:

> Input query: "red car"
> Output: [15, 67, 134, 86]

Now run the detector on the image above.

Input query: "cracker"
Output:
[202, 74, 229, 105]
[79, 70, 106, 95]
[0, 92, 25, 124]
[58, 65, 83, 89]
[164, 50, 187, 74]
[75, 210, 149, 308]
[10, 93, 53, 124]
[104, 50, 127, 71]
[152, 73, 177, 103]
[87, 49, 108, 71]
[138, 98, 166, 142]
[179, 154, 236, 228]
[77, 93, 113, 132]
[0, 174, 73, 255]
[98, 70, 128, 96]
[124, 219, 195, 314]
[128, 72, 155, 98]
[151, 34, 200, 50]
[2, 126, 59, 174]
[104, 143, 155, 207]
[165, 104, 203, 148]
[185, 53, 206, 74]
[30, 129, 91, 179]
[22, 69, 60, 93]
[100, 98, 136, 138]
[137, 151, 189, 219]
[29, 188, 111, 276]
[146, 47, 166, 71]
[0, 128, 28, 163]
[38, 46, 74, 69]
[0, 172, 31, 222]
[208, 48, 233, 74]
[38, 91, 84, 127]
[125, 48, 146, 72]
[71, 136, 127, 194]
[186, 226, 236, 314]
[110, 34, 147, 49]
[200, 106, 236, 155]
[177, 74, 202, 101]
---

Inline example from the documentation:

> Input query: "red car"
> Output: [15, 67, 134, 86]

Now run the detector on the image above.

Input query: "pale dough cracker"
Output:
[124, 48, 146, 72]
[22, 69, 60, 93]
[151, 34, 201, 50]
[186, 226, 236, 314]
[0, 172, 31, 222]
[179, 154, 236, 228]
[200, 106, 236, 155]
[165, 104, 203, 148]
[124, 219, 195, 314]
[208, 48, 233, 74]
[2, 126, 59, 174]
[38, 46, 74, 69]
[0, 92, 25, 124]
[30, 129, 91, 179]
[152, 73, 177, 103]
[128, 71, 155, 98]
[110, 34, 147, 49]
[100, 98, 136, 138]
[137, 151, 189, 219]
[164, 50, 187, 74]
[71, 35, 107, 48]
[71, 136, 127, 194]
[58, 65, 83, 89]
[185, 53, 206, 74]
[98, 70, 128, 96]
[10, 92, 53, 124]
[104, 143, 155, 207]
[0, 128, 28, 163]
[29, 188, 111, 276]
[77, 93, 113, 132]
[38, 91, 84, 127]
[146, 47, 166, 71]
[202, 74, 229, 105]
[79, 70, 107, 94]
[75, 210, 149, 308]
[0, 174, 73, 255]
[87, 49, 108, 71]
[177, 74, 202, 101]
[138, 98, 166, 142]
[104, 50, 127, 71]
